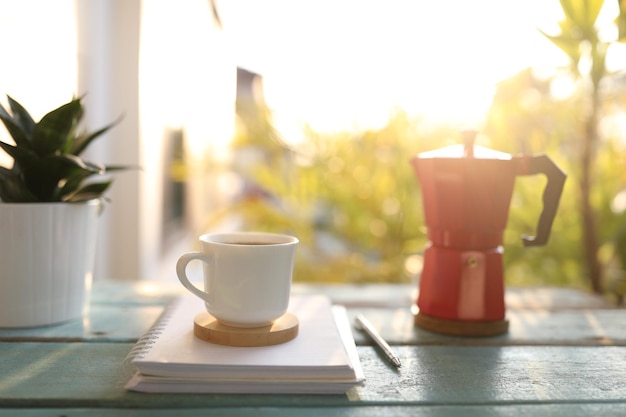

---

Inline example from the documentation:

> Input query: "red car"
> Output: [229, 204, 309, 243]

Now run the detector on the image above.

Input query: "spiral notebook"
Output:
[124, 294, 364, 394]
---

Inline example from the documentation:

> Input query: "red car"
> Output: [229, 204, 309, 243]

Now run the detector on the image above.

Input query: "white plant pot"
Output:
[0, 200, 101, 327]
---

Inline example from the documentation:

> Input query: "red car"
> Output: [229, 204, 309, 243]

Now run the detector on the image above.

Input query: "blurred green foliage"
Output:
[222, 111, 456, 284]
[207, 0, 626, 297]
[216, 63, 626, 295]
[484, 68, 623, 290]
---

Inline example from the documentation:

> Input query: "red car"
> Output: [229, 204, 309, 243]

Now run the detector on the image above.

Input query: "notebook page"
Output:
[131, 294, 355, 380]
[125, 305, 364, 394]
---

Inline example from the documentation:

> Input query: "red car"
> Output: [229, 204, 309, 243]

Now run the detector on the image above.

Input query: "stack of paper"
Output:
[125, 294, 364, 394]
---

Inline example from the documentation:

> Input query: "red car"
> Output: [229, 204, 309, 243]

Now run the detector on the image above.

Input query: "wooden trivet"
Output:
[415, 311, 509, 337]
[193, 312, 299, 347]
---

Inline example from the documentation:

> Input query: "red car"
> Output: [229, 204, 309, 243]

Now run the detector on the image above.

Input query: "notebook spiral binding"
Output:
[121, 298, 182, 374]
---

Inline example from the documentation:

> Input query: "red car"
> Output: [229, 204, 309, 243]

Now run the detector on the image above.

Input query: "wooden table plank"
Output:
[3, 404, 626, 417]
[90, 281, 183, 306]
[503, 286, 613, 310]
[1, 304, 622, 346]
[294, 284, 613, 310]
[1, 343, 625, 409]
[91, 281, 616, 310]
[350, 307, 626, 346]
[357, 345, 626, 403]
[0, 284, 623, 416]
[0, 304, 164, 343]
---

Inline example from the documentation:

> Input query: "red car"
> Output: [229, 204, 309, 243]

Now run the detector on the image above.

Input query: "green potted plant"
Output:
[0, 95, 126, 327]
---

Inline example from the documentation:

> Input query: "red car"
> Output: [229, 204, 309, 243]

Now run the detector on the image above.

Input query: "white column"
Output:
[76, 0, 142, 280]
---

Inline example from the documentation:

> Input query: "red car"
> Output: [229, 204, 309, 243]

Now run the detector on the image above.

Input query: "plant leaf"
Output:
[32, 98, 82, 156]
[0, 96, 128, 202]
[539, 30, 582, 66]
[105, 164, 139, 172]
[0, 166, 37, 202]
[591, 41, 608, 86]
[65, 180, 112, 202]
[559, 0, 604, 34]
[23, 154, 102, 201]
[0, 103, 32, 150]
[54, 174, 90, 201]
[48, 157, 106, 201]
[7, 96, 35, 139]
[617, 0, 626, 42]
[70, 115, 122, 156]
[0, 140, 39, 172]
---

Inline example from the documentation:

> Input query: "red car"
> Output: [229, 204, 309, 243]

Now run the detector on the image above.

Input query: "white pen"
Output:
[354, 314, 401, 368]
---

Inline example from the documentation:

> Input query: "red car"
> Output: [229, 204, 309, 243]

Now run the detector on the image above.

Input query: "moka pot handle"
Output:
[518, 154, 567, 247]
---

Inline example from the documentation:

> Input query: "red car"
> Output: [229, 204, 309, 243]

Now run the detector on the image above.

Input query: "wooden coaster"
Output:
[194, 312, 299, 347]
[415, 311, 509, 337]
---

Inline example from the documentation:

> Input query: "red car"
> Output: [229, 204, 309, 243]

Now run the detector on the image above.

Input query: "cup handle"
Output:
[176, 252, 212, 304]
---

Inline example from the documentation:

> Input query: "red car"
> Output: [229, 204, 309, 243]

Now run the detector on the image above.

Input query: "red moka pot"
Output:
[410, 131, 566, 336]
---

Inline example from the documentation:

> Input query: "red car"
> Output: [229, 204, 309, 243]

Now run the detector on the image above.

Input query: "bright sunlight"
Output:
[216, 0, 584, 138]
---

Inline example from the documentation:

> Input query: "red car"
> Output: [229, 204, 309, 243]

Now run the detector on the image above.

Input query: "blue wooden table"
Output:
[0, 281, 624, 416]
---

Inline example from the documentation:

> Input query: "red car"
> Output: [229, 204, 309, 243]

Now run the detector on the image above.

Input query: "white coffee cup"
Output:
[176, 232, 299, 328]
